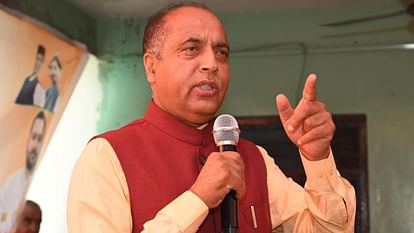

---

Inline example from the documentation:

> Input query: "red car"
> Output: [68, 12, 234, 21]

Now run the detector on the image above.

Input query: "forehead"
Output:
[23, 204, 41, 218]
[32, 118, 45, 133]
[164, 7, 227, 42]
[50, 59, 58, 65]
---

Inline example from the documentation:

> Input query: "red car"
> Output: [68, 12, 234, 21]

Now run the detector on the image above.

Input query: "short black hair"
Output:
[37, 45, 45, 57]
[50, 55, 62, 70]
[31, 111, 46, 133]
[26, 200, 41, 212]
[142, 2, 214, 59]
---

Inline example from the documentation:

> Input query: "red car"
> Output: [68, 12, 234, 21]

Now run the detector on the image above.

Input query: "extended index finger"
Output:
[302, 74, 318, 102]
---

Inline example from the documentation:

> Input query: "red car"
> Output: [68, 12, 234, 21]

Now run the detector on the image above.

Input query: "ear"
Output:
[143, 53, 157, 84]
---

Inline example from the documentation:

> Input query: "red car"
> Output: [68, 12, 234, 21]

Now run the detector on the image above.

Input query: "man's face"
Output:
[15, 204, 41, 233]
[148, 7, 230, 126]
[26, 118, 45, 172]
[33, 54, 44, 74]
[48, 60, 61, 82]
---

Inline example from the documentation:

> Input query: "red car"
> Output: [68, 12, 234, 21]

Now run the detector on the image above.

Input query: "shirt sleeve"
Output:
[142, 191, 209, 233]
[67, 138, 209, 233]
[258, 146, 356, 233]
[0, 170, 25, 233]
[67, 138, 132, 233]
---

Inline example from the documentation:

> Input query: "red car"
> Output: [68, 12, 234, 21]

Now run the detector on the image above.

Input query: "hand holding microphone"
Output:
[189, 114, 243, 233]
[189, 113, 245, 207]
[190, 150, 245, 208]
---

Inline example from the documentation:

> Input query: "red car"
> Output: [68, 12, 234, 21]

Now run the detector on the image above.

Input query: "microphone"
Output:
[213, 114, 241, 233]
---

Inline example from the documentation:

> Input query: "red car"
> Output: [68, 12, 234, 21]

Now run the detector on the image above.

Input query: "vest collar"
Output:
[144, 101, 215, 147]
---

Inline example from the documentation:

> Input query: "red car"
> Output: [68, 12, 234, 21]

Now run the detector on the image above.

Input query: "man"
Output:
[15, 200, 42, 233]
[0, 111, 46, 233]
[15, 45, 46, 106]
[68, 3, 356, 233]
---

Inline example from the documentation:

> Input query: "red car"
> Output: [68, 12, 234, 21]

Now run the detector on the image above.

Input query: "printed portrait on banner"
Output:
[0, 6, 87, 232]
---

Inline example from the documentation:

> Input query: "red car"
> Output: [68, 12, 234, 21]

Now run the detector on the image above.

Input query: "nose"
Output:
[199, 48, 218, 73]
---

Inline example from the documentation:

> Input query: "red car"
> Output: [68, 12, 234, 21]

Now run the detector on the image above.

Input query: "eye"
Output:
[180, 44, 201, 58]
[215, 49, 229, 61]
[216, 50, 228, 56]
[184, 46, 198, 53]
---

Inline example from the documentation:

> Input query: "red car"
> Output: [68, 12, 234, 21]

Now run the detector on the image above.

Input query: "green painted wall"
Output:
[96, 17, 151, 132]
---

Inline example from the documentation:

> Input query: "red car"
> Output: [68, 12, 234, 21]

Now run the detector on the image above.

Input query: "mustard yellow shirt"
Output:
[68, 138, 355, 233]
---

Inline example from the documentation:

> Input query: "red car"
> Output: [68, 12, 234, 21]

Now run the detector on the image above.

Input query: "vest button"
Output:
[198, 155, 207, 165]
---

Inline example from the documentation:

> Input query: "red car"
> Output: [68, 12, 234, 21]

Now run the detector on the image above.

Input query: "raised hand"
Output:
[276, 74, 335, 161]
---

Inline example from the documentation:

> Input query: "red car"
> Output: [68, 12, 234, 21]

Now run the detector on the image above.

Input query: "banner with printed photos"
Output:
[0, 5, 87, 232]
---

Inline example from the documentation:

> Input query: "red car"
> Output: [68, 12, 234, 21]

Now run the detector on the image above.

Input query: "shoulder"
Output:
[0, 168, 25, 194]
[94, 118, 147, 141]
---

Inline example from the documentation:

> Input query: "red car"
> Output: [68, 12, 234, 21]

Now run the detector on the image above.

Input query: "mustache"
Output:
[26, 150, 39, 171]
[27, 149, 39, 161]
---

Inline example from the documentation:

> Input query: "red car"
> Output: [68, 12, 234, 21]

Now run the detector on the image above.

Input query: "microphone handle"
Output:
[220, 144, 238, 233]
[221, 190, 238, 233]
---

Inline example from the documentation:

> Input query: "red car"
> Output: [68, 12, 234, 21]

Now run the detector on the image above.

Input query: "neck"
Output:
[25, 169, 33, 178]
[152, 100, 212, 128]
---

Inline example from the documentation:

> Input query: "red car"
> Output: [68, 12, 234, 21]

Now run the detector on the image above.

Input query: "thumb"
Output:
[276, 94, 294, 123]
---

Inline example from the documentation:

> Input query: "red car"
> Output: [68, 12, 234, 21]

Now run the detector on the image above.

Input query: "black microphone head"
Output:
[213, 114, 240, 146]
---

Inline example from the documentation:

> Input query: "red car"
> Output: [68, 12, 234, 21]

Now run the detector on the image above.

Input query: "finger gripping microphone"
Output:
[213, 114, 241, 233]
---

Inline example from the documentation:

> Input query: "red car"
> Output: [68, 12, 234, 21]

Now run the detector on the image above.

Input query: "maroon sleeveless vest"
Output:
[98, 102, 272, 232]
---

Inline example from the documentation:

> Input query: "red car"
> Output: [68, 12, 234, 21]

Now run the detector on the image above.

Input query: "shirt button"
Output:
[199, 155, 207, 165]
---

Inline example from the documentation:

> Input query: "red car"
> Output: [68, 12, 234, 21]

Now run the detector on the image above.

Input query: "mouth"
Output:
[194, 81, 218, 97]
[198, 83, 214, 91]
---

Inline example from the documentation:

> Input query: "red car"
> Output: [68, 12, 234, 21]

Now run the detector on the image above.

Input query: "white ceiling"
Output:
[66, 0, 398, 18]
